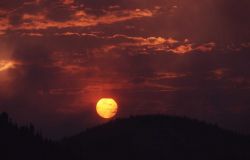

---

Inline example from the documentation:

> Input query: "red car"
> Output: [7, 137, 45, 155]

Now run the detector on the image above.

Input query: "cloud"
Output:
[62, 0, 75, 5]
[0, 60, 17, 72]
[195, 42, 216, 52]
[170, 44, 193, 54]
[21, 32, 43, 37]
[170, 42, 216, 54]
[112, 35, 178, 46]
[1, 5, 157, 32]
[0, 18, 9, 36]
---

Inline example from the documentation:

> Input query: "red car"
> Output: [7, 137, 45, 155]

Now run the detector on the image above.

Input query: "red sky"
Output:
[0, 0, 250, 138]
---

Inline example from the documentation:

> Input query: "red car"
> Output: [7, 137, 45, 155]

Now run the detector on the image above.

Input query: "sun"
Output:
[96, 98, 118, 119]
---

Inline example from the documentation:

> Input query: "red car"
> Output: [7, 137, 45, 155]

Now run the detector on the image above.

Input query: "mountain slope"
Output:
[63, 115, 250, 160]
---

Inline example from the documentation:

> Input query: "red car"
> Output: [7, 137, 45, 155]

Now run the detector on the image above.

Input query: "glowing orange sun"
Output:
[96, 98, 118, 119]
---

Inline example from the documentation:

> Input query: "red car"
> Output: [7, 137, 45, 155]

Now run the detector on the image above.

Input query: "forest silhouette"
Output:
[1, 112, 250, 160]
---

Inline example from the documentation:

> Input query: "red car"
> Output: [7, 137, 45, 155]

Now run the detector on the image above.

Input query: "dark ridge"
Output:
[1, 112, 250, 160]
[62, 115, 250, 160]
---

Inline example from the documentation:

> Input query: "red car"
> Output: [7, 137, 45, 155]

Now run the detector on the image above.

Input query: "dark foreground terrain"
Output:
[1, 112, 250, 160]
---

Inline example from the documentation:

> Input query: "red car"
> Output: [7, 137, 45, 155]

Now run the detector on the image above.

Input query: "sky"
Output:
[0, 0, 250, 138]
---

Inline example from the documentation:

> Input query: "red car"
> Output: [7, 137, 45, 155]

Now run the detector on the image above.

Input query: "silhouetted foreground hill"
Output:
[1, 113, 250, 160]
[0, 112, 70, 160]
[63, 115, 250, 160]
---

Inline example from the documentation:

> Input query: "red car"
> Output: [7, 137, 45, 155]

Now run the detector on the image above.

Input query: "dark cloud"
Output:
[0, 0, 26, 10]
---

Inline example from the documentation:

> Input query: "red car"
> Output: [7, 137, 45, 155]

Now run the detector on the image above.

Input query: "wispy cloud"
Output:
[0, 60, 17, 72]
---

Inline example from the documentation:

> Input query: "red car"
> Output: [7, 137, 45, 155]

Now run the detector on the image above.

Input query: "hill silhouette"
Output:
[0, 112, 71, 160]
[62, 115, 250, 160]
[1, 113, 250, 160]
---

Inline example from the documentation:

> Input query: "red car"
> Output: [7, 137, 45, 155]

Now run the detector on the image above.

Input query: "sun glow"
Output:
[96, 98, 118, 119]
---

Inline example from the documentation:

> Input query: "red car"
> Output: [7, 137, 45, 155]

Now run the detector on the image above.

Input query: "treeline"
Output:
[0, 112, 73, 160]
[1, 112, 250, 160]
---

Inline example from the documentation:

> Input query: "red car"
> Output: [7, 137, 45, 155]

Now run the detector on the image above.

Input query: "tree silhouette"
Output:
[1, 112, 250, 160]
